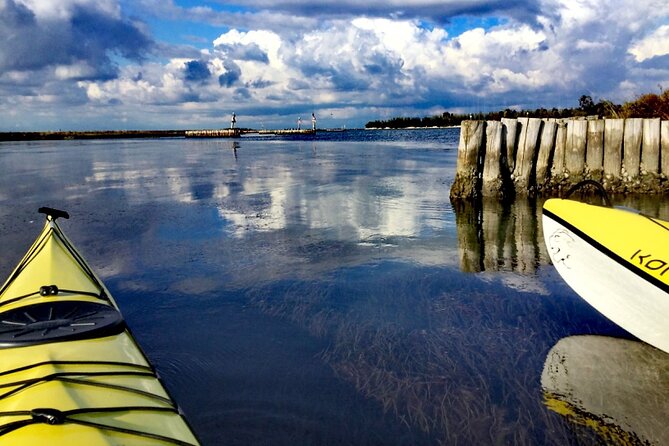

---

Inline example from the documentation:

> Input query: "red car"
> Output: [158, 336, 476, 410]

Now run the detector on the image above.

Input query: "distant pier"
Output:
[0, 130, 185, 141]
[451, 117, 669, 198]
[256, 129, 316, 135]
[0, 127, 320, 141]
[185, 129, 241, 138]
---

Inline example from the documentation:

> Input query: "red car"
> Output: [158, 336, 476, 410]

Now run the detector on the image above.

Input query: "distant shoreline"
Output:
[0, 126, 461, 142]
[364, 125, 461, 130]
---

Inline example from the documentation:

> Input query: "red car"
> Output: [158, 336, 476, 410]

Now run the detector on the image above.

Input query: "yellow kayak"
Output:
[543, 198, 669, 353]
[0, 208, 199, 445]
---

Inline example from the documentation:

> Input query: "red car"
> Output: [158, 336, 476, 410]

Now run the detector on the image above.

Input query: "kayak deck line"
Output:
[0, 209, 200, 445]
[0, 370, 172, 405]
[543, 207, 669, 296]
[0, 406, 195, 446]
[0, 360, 154, 378]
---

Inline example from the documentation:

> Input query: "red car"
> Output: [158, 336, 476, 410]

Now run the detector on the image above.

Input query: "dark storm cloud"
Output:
[230, 0, 543, 26]
[637, 54, 669, 70]
[184, 60, 211, 82]
[247, 79, 274, 88]
[218, 60, 242, 87]
[0, 0, 153, 80]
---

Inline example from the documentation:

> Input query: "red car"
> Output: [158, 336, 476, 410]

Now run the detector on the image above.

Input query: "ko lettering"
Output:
[630, 249, 669, 275]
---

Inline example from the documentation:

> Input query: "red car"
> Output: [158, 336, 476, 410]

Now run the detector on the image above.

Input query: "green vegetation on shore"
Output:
[365, 90, 669, 129]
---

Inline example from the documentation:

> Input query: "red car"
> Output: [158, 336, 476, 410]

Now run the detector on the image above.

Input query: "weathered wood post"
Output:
[482, 121, 506, 196]
[642, 118, 661, 175]
[536, 119, 557, 190]
[513, 117, 542, 193]
[603, 119, 624, 189]
[565, 119, 588, 183]
[450, 120, 485, 199]
[550, 119, 568, 187]
[586, 119, 604, 181]
[662, 120, 669, 176]
[501, 118, 518, 172]
[623, 118, 643, 181]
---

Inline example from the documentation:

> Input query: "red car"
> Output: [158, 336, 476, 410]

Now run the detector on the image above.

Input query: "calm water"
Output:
[0, 129, 667, 445]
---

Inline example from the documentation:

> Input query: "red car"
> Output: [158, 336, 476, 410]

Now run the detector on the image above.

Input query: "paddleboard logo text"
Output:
[630, 250, 669, 275]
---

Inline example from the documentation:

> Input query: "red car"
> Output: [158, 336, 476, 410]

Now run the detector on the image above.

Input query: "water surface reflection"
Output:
[0, 132, 664, 445]
[542, 336, 669, 445]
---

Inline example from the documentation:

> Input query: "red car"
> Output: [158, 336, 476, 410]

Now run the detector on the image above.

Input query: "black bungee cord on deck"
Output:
[564, 179, 613, 207]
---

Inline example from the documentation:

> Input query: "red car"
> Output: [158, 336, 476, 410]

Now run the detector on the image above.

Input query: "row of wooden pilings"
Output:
[450, 117, 669, 199]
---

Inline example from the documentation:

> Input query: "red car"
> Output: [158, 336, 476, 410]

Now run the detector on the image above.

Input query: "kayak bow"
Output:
[0, 208, 199, 445]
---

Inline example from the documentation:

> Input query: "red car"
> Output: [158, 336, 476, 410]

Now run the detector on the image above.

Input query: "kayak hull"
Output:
[0, 214, 199, 445]
[542, 199, 669, 354]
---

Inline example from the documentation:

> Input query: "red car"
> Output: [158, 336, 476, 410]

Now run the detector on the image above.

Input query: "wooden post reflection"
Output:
[453, 198, 547, 273]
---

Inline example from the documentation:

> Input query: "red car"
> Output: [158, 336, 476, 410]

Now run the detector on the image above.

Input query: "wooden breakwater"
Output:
[450, 117, 669, 198]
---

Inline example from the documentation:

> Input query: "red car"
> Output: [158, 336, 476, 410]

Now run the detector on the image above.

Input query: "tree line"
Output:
[365, 90, 669, 129]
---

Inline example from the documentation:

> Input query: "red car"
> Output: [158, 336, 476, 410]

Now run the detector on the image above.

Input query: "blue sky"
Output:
[0, 0, 668, 130]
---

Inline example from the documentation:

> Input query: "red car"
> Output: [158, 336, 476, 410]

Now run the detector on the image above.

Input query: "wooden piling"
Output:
[603, 119, 624, 184]
[623, 118, 643, 179]
[514, 117, 542, 192]
[642, 118, 661, 174]
[565, 119, 587, 182]
[450, 120, 485, 199]
[662, 121, 669, 176]
[501, 118, 518, 172]
[551, 120, 567, 183]
[586, 119, 604, 181]
[536, 120, 557, 189]
[482, 121, 505, 196]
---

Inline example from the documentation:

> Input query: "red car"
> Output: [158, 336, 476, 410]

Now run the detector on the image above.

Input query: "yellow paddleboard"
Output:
[543, 198, 669, 354]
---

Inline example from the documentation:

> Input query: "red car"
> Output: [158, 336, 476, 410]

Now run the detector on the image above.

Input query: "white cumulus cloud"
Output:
[629, 25, 669, 62]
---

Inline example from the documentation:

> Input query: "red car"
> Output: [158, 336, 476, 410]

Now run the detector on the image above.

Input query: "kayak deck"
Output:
[0, 209, 199, 445]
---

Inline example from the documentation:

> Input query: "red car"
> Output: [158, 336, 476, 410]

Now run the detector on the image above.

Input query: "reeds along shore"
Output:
[450, 117, 669, 199]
